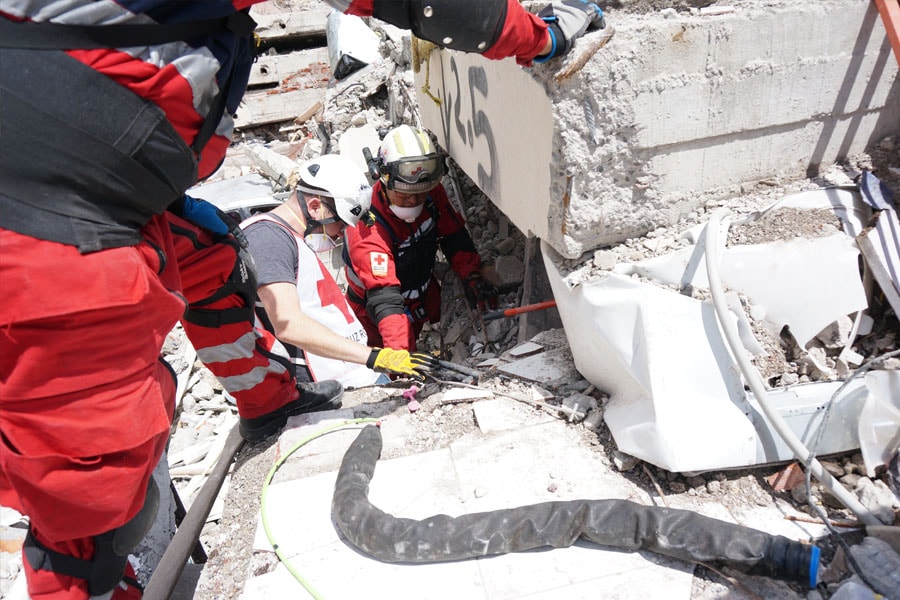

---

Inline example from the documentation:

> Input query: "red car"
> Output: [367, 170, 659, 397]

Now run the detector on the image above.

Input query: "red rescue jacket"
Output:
[343, 182, 481, 348]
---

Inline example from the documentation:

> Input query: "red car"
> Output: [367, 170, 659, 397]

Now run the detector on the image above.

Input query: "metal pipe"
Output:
[144, 424, 245, 600]
[704, 208, 879, 526]
[436, 359, 482, 378]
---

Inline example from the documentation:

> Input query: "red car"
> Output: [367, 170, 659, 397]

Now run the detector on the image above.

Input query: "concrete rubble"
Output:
[417, 0, 900, 260]
[2, 1, 900, 600]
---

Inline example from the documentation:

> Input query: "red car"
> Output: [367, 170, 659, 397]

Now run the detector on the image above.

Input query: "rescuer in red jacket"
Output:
[0, 1, 605, 598]
[344, 125, 500, 351]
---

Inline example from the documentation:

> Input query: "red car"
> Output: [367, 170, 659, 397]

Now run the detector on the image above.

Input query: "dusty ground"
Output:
[188, 357, 891, 600]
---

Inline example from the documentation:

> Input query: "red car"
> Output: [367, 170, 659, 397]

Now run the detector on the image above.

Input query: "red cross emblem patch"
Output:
[370, 252, 389, 277]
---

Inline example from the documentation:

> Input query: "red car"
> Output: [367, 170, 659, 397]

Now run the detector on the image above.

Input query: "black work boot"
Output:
[746, 536, 821, 588]
[239, 380, 344, 442]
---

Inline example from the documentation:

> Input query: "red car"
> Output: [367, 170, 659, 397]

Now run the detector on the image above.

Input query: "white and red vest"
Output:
[243, 213, 379, 388]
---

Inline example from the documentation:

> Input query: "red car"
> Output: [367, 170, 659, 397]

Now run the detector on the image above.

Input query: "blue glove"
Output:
[534, 0, 606, 63]
[177, 194, 251, 251]
[179, 194, 231, 236]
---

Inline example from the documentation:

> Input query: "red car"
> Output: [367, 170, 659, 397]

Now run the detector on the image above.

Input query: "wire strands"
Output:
[259, 418, 380, 599]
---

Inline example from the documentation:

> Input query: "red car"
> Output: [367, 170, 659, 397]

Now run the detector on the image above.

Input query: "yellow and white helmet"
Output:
[377, 125, 445, 193]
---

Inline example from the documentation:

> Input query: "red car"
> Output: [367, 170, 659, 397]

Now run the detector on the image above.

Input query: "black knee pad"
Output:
[24, 478, 160, 596]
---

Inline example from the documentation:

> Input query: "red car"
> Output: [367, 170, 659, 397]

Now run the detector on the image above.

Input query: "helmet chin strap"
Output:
[298, 196, 341, 237]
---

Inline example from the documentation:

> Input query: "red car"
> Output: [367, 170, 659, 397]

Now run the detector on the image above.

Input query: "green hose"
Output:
[259, 417, 380, 599]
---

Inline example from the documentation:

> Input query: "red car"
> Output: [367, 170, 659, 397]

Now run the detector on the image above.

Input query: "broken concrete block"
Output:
[494, 236, 516, 255]
[593, 249, 618, 270]
[848, 537, 900, 598]
[815, 315, 854, 349]
[476, 357, 502, 368]
[491, 255, 524, 288]
[337, 122, 381, 180]
[582, 409, 605, 432]
[866, 525, 900, 556]
[417, 3, 900, 259]
[499, 350, 579, 385]
[485, 319, 508, 343]
[192, 380, 216, 402]
[473, 398, 553, 433]
[508, 341, 543, 358]
[562, 393, 598, 423]
[802, 347, 835, 380]
[854, 478, 900, 525]
[612, 451, 640, 472]
[530, 386, 554, 402]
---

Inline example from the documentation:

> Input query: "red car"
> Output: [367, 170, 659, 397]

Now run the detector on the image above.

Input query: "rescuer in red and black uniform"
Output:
[0, 1, 605, 598]
[344, 125, 501, 351]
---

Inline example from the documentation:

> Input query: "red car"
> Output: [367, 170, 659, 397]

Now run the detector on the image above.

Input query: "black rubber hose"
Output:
[332, 425, 820, 587]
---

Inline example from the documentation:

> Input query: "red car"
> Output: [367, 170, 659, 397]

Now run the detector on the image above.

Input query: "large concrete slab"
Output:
[416, 0, 900, 258]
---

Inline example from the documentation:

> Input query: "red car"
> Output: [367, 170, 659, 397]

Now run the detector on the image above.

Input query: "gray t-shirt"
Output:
[243, 217, 300, 286]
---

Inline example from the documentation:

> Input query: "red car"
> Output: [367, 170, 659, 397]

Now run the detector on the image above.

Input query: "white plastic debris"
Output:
[543, 188, 886, 472]
[326, 10, 382, 81]
[614, 231, 867, 347]
[857, 370, 900, 477]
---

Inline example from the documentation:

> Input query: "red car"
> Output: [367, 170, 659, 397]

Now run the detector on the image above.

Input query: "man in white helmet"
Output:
[241, 154, 438, 392]
[344, 125, 498, 352]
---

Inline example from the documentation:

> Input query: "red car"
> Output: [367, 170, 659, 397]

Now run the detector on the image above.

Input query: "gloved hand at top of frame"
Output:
[534, 0, 606, 63]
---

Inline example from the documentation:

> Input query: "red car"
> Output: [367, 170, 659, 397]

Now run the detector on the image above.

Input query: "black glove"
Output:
[367, 348, 440, 382]
[464, 272, 499, 313]
[534, 0, 606, 63]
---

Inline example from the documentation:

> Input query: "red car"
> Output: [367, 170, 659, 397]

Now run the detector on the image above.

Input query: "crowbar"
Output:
[436, 359, 482, 378]
[482, 300, 557, 321]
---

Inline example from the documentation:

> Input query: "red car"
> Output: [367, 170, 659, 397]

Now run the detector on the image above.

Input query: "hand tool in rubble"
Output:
[482, 300, 557, 321]
[435, 359, 483, 379]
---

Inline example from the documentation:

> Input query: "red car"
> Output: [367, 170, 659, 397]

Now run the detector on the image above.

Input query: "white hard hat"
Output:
[378, 125, 445, 193]
[296, 154, 372, 226]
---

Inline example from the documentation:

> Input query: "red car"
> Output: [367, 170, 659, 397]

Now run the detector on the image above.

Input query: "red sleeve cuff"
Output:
[345, 0, 374, 17]
[378, 313, 412, 350]
[482, 0, 549, 65]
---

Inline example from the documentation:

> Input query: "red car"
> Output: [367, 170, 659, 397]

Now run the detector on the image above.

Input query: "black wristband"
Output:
[366, 348, 381, 370]
[547, 21, 569, 59]
[533, 20, 564, 63]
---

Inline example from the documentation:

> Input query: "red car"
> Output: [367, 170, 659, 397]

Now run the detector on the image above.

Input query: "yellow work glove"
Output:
[366, 348, 439, 382]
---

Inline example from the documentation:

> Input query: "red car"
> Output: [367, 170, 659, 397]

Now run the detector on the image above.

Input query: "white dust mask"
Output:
[389, 203, 424, 222]
[304, 233, 338, 253]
